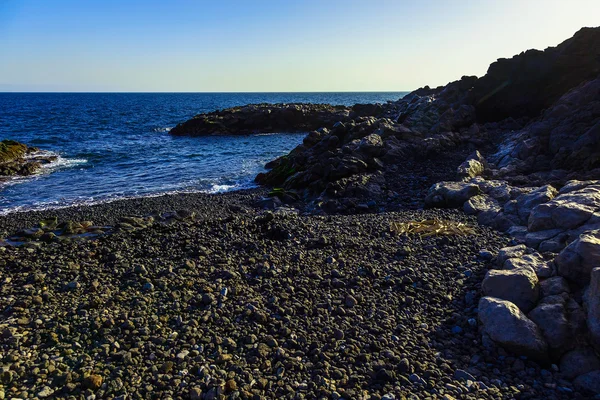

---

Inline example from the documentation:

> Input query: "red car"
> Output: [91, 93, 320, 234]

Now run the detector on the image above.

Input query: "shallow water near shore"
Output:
[0, 92, 406, 214]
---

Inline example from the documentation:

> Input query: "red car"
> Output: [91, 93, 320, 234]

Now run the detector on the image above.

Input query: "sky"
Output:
[1, 0, 599, 92]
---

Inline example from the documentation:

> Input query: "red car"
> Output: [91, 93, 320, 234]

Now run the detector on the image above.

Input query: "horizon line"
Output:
[0, 90, 412, 94]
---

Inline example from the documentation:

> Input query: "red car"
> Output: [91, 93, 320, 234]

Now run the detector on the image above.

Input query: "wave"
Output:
[152, 126, 172, 133]
[0, 151, 88, 190]
[0, 178, 257, 216]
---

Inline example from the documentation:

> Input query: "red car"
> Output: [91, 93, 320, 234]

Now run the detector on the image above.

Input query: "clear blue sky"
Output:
[1, 0, 598, 92]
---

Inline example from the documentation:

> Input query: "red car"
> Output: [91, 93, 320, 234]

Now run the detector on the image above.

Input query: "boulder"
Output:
[424, 181, 481, 208]
[457, 151, 487, 180]
[503, 252, 548, 274]
[515, 185, 558, 223]
[525, 229, 564, 249]
[528, 183, 600, 232]
[356, 133, 384, 157]
[560, 348, 600, 379]
[463, 195, 500, 216]
[588, 267, 600, 351]
[478, 297, 548, 361]
[528, 302, 571, 350]
[481, 268, 539, 312]
[556, 231, 600, 285]
[540, 276, 570, 297]
[573, 370, 600, 395]
[496, 244, 526, 267]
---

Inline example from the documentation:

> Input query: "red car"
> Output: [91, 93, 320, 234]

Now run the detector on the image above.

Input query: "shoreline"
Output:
[0, 187, 267, 236]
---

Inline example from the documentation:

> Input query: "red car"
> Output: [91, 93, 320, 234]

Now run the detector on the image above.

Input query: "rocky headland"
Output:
[0, 140, 57, 179]
[2, 26, 600, 399]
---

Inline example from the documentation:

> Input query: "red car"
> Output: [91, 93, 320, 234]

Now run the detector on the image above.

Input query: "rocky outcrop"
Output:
[169, 103, 353, 136]
[470, 27, 600, 122]
[0, 140, 55, 178]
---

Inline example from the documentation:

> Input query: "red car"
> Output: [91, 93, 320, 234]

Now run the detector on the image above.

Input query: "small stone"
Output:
[83, 374, 103, 390]
[345, 295, 358, 308]
[202, 293, 216, 305]
[454, 369, 475, 381]
[189, 387, 202, 400]
[225, 379, 237, 392]
[37, 387, 54, 398]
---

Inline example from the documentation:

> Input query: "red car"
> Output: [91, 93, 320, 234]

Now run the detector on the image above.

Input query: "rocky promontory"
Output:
[0, 140, 57, 178]
[169, 103, 360, 136]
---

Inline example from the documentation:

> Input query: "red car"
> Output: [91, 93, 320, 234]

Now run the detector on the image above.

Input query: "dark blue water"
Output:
[0, 92, 407, 214]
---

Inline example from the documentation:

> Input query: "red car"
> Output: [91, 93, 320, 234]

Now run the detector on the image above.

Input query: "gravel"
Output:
[0, 192, 590, 399]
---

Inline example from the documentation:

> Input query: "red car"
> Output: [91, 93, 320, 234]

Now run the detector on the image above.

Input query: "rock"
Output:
[83, 374, 103, 390]
[515, 185, 558, 223]
[478, 297, 548, 361]
[425, 181, 481, 208]
[357, 133, 384, 157]
[454, 369, 475, 381]
[463, 195, 500, 216]
[189, 387, 203, 400]
[528, 183, 600, 232]
[573, 370, 600, 394]
[556, 230, 600, 285]
[170, 103, 351, 136]
[560, 348, 600, 379]
[540, 276, 570, 297]
[588, 267, 600, 351]
[528, 302, 571, 350]
[37, 387, 54, 398]
[457, 151, 487, 180]
[525, 229, 564, 249]
[496, 244, 526, 267]
[472, 27, 600, 122]
[503, 252, 551, 278]
[482, 268, 539, 312]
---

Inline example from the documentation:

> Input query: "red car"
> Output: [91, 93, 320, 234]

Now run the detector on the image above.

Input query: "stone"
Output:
[357, 133, 384, 156]
[83, 374, 103, 390]
[560, 348, 600, 379]
[497, 244, 526, 267]
[573, 370, 600, 394]
[503, 252, 551, 278]
[189, 387, 203, 400]
[457, 152, 487, 180]
[482, 268, 539, 312]
[478, 297, 548, 361]
[539, 234, 569, 253]
[424, 181, 481, 208]
[515, 185, 558, 223]
[463, 195, 500, 216]
[527, 302, 571, 350]
[540, 276, 570, 297]
[588, 267, 600, 351]
[454, 369, 475, 381]
[556, 231, 600, 285]
[525, 229, 564, 249]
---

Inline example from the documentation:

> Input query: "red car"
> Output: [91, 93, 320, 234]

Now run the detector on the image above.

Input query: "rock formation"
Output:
[169, 103, 354, 136]
[0, 140, 56, 178]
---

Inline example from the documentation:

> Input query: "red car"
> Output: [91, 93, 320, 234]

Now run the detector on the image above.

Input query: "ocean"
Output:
[0, 92, 407, 214]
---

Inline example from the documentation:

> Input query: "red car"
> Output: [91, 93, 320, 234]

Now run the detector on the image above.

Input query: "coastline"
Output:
[2, 27, 600, 399]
